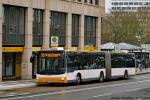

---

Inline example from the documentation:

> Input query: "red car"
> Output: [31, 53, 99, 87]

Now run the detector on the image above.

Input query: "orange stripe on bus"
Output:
[36, 77, 68, 83]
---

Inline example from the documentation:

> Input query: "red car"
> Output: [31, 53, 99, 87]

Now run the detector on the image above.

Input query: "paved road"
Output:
[1, 74, 150, 100]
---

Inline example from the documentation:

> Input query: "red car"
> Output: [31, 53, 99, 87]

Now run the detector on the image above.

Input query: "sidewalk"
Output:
[0, 80, 36, 91]
[136, 68, 150, 75]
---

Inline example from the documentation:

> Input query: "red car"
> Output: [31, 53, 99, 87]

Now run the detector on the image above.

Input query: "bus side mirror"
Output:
[30, 55, 34, 63]
[30, 52, 37, 63]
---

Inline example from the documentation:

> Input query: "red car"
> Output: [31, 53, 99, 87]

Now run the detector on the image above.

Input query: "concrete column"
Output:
[96, 17, 101, 51]
[78, 14, 84, 51]
[22, 7, 33, 80]
[42, 9, 50, 50]
[0, 2, 2, 81]
[65, 13, 72, 50]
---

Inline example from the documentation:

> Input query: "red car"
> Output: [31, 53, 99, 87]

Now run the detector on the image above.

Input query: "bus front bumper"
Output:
[36, 77, 68, 84]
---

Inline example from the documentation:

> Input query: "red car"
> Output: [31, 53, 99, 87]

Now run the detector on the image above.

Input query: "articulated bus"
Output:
[30, 49, 136, 85]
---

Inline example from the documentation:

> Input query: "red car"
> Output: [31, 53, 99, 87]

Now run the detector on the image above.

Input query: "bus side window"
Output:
[124, 56, 135, 68]
[67, 55, 75, 72]
[97, 56, 105, 69]
[111, 55, 124, 68]
[87, 55, 94, 69]
[92, 56, 98, 69]
[82, 59, 89, 69]
[74, 56, 81, 70]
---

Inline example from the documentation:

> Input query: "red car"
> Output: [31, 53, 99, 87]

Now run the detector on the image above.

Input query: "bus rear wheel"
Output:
[99, 72, 104, 83]
[76, 74, 81, 85]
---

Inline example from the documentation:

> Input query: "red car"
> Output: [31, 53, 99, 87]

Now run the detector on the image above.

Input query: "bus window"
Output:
[67, 54, 75, 72]
[96, 56, 105, 69]
[88, 55, 99, 69]
[73, 53, 87, 70]
[111, 55, 124, 68]
[81, 54, 90, 69]
[73, 56, 81, 70]
[37, 54, 65, 75]
[124, 55, 135, 68]
[39, 58, 46, 73]
[84, 53, 105, 69]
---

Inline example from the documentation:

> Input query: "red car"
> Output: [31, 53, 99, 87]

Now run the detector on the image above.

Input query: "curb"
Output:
[136, 70, 150, 75]
[0, 83, 36, 91]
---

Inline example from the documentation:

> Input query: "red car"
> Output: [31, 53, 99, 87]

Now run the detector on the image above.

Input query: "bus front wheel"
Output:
[76, 74, 81, 85]
[99, 72, 104, 83]
[124, 71, 128, 80]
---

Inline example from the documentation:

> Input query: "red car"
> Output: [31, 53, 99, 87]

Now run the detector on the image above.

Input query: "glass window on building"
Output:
[117, 7, 121, 10]
[134, 2, 138, 5]
[127, 7, 131, 10]
[144, 2, 148, 5]
[139, 2, 142, 5]
[2, 5, 25, 46]
[33, 9, 43, 46]
[122, 7, 126, 10]
[95, 0, 99, 5]
[77, 0, 82, 2]
[112, 7, 117, 10]
[84, 0, 88, 3]
[50, 11, 66, 46]
[89, 0, 93, 4]
[124, 2, 128, 5]
[72, 14, 79, 46]
[114, 2, 118, 5]
[84, 16, 96, 46]
[137, 7, 141, 10]
[132, 7, 136, 10]
[129, 2, 133, 5]
[119, 2, 123, 5]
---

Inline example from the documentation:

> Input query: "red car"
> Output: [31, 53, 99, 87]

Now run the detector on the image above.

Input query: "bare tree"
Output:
[136, 6, 150, 44]
[102, 11, 145, 45]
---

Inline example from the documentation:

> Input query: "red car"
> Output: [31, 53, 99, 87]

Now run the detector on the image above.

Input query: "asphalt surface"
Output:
[1, 74, 150, 100]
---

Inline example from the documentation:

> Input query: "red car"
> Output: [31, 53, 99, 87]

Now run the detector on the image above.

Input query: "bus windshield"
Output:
[37, 52, 65, 75]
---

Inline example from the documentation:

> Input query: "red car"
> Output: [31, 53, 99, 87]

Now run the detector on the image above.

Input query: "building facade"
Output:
[0, 0, 103, 81]
[111, 0, 150, 12]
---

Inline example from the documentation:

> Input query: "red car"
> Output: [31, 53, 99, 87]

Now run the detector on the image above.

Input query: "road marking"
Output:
[124, 88, 142, 92]
[1, 79, 150, 100]
[93, 93, 113, 98]
[92, 88, 142, 98]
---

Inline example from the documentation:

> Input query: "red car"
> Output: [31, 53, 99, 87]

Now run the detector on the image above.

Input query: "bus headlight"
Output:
[36, 77, 39, 80]
[61, 77, 65, 80]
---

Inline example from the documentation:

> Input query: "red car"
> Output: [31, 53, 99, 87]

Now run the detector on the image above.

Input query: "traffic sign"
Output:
[51, 36, 58, 46]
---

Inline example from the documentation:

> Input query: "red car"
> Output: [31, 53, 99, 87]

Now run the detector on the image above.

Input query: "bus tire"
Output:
[99, 72, 104, 83]
[76, 74, 81, 85]
[124, 71, 128, 80]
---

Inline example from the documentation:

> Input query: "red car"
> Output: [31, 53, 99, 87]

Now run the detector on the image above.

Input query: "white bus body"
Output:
[31, 50, 136, 84]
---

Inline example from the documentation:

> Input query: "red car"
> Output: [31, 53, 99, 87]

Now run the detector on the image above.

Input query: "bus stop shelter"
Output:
[101, 42, 143, 52]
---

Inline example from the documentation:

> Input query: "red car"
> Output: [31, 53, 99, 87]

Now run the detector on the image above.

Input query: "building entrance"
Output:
[2, 53, 21, 80]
